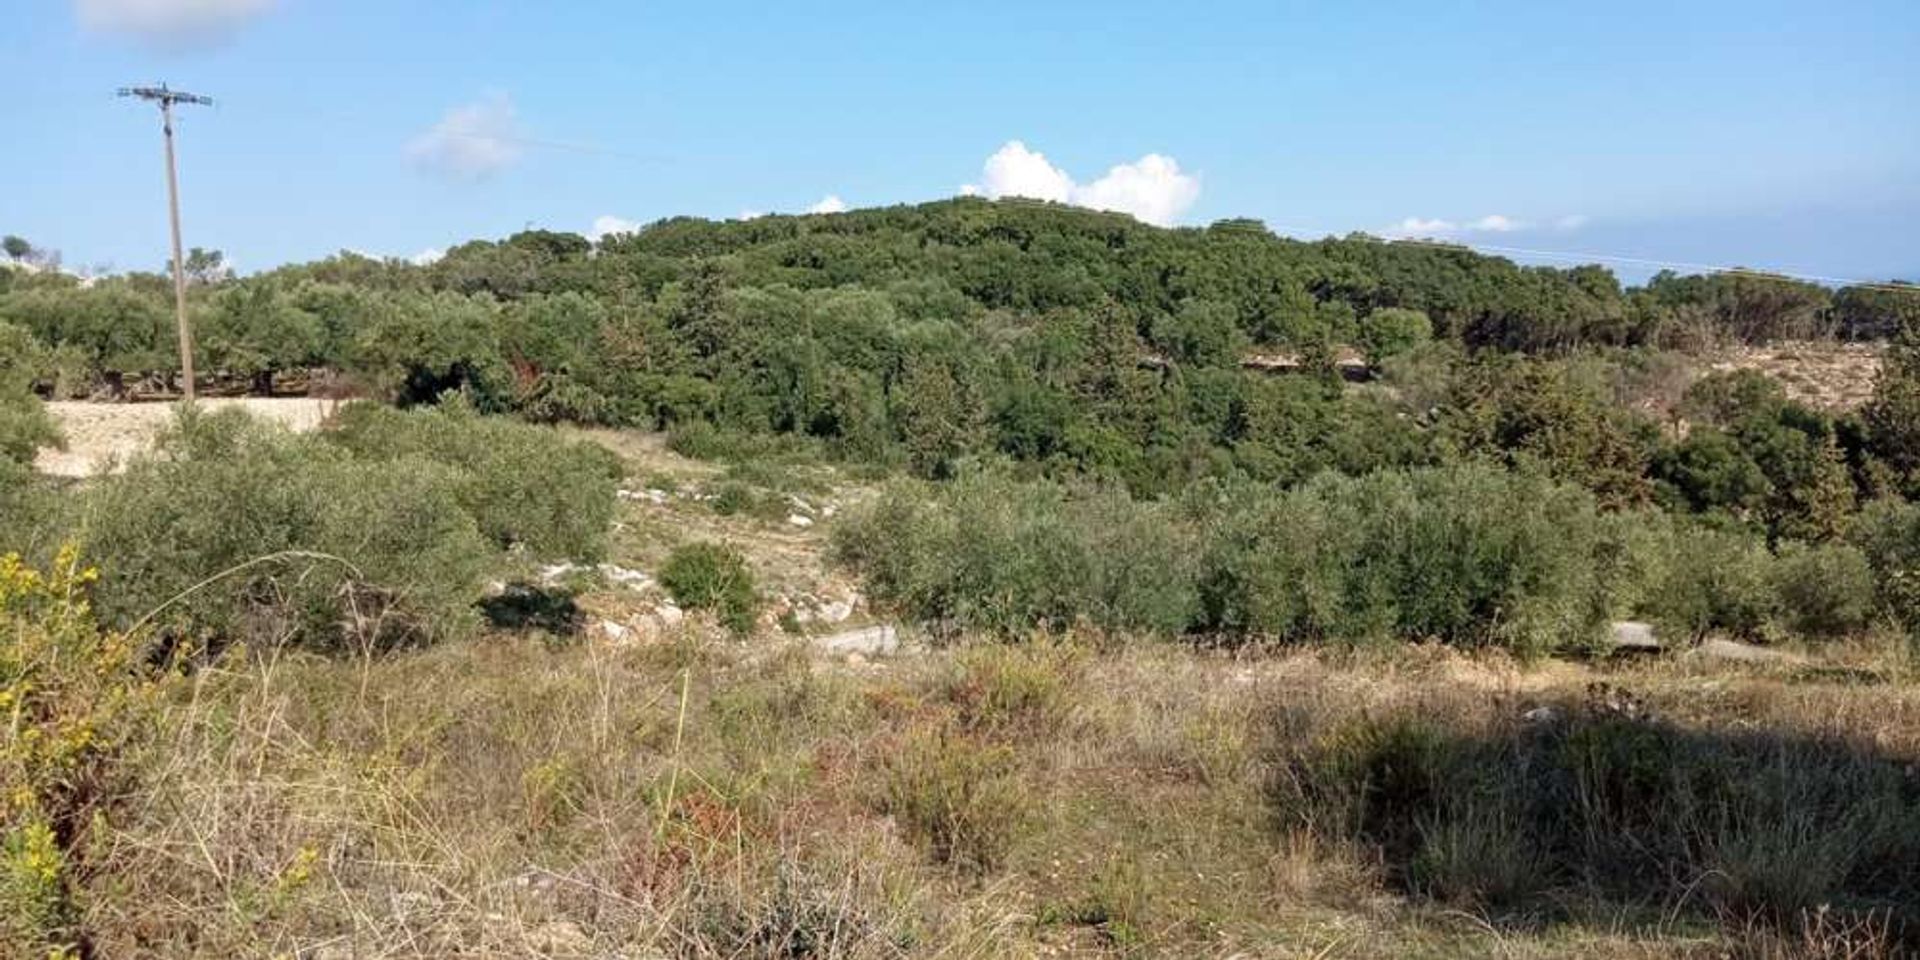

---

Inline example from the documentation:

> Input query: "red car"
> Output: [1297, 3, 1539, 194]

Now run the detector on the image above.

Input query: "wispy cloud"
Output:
[76, 0, 273, 51]
[961, 140, 1201, 227]
[1382, 212, 1588, 239]
[406, 93, 523, 181]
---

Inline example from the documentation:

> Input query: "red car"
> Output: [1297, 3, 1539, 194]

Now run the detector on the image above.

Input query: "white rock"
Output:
[816, 600, 853, 624]
[1609, 621, 1661, 651]
[818, 624, 899, 657]
[537, 562, 584, 585]
[787, 514, 814, 528]
[654, 603, 685, 627]
[597, 563, 653, 590]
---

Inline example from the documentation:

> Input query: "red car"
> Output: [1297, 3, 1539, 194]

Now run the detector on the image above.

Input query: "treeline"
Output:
[4, 200, 1914, 400]
[5, 202, 1917, 499]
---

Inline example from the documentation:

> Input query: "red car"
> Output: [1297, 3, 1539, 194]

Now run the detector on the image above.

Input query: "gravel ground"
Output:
[35, 398, 335, 477]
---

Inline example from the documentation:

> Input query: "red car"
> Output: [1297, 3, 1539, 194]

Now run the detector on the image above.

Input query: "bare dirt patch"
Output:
[35, 398, 338, 477]
[1705, 340, 1883, 411]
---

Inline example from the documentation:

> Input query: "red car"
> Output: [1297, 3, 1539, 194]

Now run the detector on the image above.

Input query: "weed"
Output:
[879, 724, 1029, 874]
[660, 541, 760, 635]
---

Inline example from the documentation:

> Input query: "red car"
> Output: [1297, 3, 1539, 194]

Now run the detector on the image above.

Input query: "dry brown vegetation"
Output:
[1705, 341, 1884, 413]
[58, 629, 1916, 959]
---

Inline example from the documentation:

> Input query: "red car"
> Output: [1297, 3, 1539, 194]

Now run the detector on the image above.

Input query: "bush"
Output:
[1634, 522, 1780, 643]
[833, 472, 1197, 638]
[1770, 542, 1875, 640]
[1849, 498, 1920, 653]
[1199, 464, 1613, 655]
[326, 399, 620, 560]
[0, 460, 62, 560]
[838, 464, 1624, 654]
[660, 541, 759, 634]
[75, 408, 496, 650]
[880, 724, 1029, 874]
[1277, 698, 1920, 933]
[0, 393, 58, 469]
[2, 547, 169, 952]
[945, 642, 1083, 732]
[0, 323, 60, 466]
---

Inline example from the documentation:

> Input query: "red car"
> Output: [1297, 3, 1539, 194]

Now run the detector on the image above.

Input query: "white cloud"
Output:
[1381, 213, 1591, 239]
[807, 194, 849, 215]
[589, 215, 641, 240]
[406, 93, 522, 181]
[736, 210, 766, 220]
[1073, 154, 1201, 227]
[962, 141, 1200, 227]
[975, 141, 1076, 204]
[1467, 214, 1524, 232]
[1383, 217, 1458, 237]
[76, 0, 273, 50]
[408, 248, 445, 266]
[1381, 213, 1550, 239]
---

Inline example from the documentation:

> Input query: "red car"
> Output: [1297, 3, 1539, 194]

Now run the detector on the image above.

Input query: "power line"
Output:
[119, 83, 213, 402]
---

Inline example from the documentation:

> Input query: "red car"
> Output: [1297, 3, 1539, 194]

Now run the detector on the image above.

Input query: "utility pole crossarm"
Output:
[120, 82, 211, 402]
[118, 85, 215, 107]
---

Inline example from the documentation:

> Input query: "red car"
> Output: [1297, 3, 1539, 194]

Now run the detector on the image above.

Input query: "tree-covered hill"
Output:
[4, 199, 1917, 501]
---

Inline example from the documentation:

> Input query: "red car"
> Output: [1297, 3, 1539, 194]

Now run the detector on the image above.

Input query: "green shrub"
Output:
[76, 408, 491, 649]
[0, 460, 61, 559]
[1200, 463, 1612, 655]
[0, 323, 59, 466]
[839, 464, 1621, 654]
[660, 541, 759, 634]
[326, 399, 619, 560]
[2, 548, 171, 952]
[945, 642, 1083, 732]
[1849, 498, 1920, 654]
[1769, 542, 1875, 640]
[880, 724, 1029, 874]
[833, 472, 1197, 638]
[0, 393, 59, 468]
[1633, 521, 1779, 643]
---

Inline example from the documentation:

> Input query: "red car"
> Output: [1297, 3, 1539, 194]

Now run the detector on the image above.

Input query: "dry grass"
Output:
[35, 398, 337, 477]
[43, 628, 1913, 959]
[1704, 341, 1884, 413]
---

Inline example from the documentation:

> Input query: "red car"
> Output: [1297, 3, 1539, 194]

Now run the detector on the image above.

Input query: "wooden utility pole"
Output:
[119, 83, 212, 402]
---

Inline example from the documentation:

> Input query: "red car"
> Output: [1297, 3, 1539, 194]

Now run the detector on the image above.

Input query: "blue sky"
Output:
[7, 0, 1917, 283]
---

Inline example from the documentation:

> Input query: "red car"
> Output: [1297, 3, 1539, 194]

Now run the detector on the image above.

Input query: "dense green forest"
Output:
[6, 198, 1920, 653]
[5, 200, 1917, 498]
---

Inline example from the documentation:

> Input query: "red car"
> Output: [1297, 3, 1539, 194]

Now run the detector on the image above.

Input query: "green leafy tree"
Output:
[202, 283, 323, 394]
[1356, 306, 1432, 368]
[892, 355, 985, 479]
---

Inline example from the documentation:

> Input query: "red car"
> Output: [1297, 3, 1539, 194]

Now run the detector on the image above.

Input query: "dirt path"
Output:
[35, 398, 336, 477]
